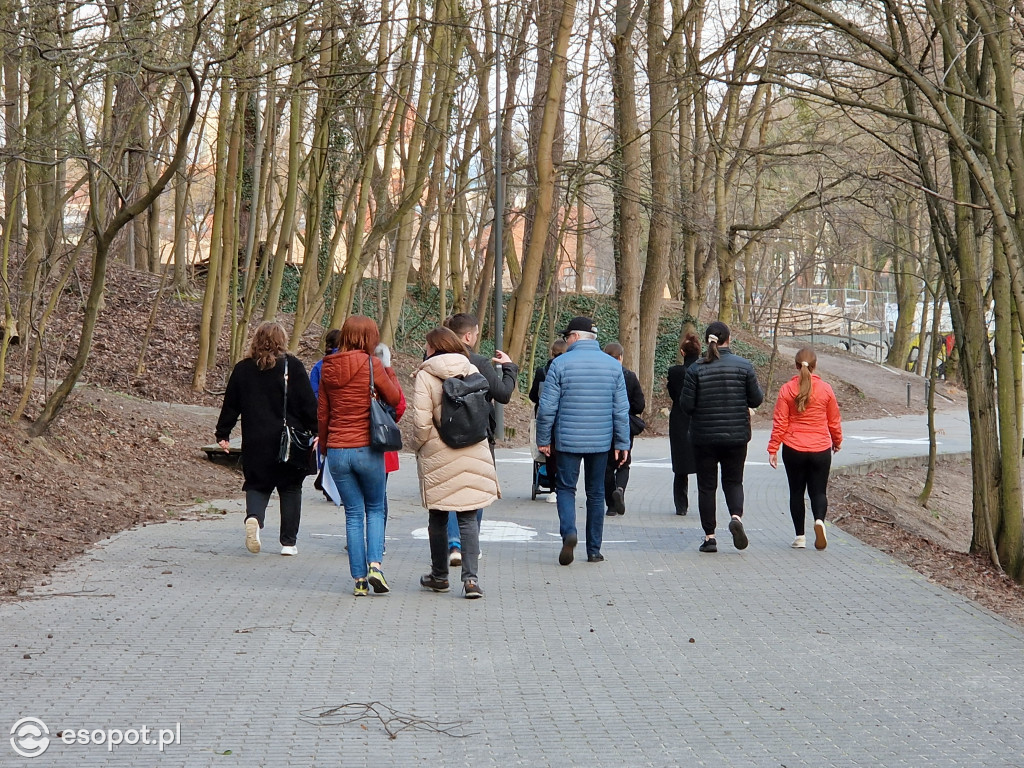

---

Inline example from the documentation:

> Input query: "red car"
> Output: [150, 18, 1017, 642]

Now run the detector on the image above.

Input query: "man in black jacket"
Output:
[603, 342, 645, 516]
[445, 313, 519, 446]
[443, 313, 520, 565]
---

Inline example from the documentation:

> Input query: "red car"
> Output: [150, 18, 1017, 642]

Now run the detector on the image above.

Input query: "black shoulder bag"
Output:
[277, 356, 317, 474]
[367, 354, 402, 452]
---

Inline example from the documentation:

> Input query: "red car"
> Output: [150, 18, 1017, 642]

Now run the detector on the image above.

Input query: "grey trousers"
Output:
[428, 509, 479, 582]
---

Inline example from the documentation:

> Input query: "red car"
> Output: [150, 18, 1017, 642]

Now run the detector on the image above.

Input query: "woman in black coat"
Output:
[216, 321, 318, 556]
[666, 332, 702, 515]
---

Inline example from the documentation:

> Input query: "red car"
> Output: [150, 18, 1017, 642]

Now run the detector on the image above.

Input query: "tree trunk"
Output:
[377, 0, 445, 340]
[261, 18, 306, 323]
[573, 0, 598, 296]
[609, 0, 643, 370]
[31, 68, 201, 434]
[3, 0, 23, 260]
[638, 0, 674, 403]
[504, 0, 576, 364]
[207, 90, 243, 372]
[886, 195, 921, 369]
[191, 73, 232, 391]
[18, 0, 58, 357]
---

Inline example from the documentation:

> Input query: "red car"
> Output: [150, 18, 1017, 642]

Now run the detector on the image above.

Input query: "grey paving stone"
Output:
[3, 413, 1023, 766]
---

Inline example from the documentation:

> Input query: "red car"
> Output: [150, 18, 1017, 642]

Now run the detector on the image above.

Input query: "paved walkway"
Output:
[4, 411, 1023, 767]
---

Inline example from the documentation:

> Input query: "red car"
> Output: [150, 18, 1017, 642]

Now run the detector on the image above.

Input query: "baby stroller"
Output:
[531, 458, 555, 500]
[529, 381, 556, 500]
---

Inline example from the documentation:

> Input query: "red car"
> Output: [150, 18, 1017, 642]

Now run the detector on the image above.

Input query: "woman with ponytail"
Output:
[667, 332, 703, 515]
[680, 321, 764, 552]
[767, 348, 843, 550]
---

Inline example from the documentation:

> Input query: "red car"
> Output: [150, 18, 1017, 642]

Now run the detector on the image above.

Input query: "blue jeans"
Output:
[327, 447, 387, 579]
[448, 509, 484, 550]
[555, 451, 609, 557]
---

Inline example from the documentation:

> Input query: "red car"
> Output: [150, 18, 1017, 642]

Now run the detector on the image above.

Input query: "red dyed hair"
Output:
[338, 315, 380, 356]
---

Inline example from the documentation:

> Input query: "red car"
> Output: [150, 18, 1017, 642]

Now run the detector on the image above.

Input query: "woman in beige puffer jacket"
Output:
[410, 327, 499, 598]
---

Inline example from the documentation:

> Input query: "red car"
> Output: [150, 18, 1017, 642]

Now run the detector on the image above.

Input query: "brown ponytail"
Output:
[795, 347, 816, 412]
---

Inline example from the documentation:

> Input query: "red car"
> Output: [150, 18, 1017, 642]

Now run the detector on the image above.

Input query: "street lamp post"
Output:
[493, 0, 505, 440]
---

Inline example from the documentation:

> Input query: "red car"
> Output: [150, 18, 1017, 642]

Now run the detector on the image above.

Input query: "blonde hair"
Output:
[249, 322, 287, 371]
[795, 347, 817, 412]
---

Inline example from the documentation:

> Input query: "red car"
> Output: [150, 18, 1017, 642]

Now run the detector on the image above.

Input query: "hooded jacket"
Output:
[410, 353, 500, 511]
[318, 350, 403, 450]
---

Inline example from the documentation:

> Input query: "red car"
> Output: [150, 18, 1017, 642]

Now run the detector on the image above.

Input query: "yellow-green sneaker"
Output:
[353, 579, 369, 596]
[367, 566, 390, 594]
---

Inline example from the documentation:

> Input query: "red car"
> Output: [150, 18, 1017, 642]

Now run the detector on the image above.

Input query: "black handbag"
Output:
[367, 354, 402, 452]
[277, 357, 317, 474]
[629, 413, 646, 437]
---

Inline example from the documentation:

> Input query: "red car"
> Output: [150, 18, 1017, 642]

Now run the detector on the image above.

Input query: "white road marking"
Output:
[846, 435, 936, 445]
[411, 520, 539, 542]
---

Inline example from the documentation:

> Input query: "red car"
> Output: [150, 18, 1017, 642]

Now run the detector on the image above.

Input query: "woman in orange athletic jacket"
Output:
[767, 347, 843, 550]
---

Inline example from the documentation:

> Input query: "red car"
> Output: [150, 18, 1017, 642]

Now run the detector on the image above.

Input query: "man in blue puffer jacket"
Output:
[536, 316, 630, 566]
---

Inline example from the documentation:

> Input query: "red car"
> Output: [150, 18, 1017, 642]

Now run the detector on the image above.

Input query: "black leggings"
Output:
[781, 444, 832, 536]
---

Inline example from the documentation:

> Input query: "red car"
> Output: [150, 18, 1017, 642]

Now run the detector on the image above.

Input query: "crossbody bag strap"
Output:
[282, 355, 289, 427]
[367, 352, 376, 400]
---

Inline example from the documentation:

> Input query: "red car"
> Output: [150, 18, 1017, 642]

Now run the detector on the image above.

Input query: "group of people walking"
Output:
[216, 313, 514, 599]
[667, 321, 842, 552]
[215, 313, 843, 600]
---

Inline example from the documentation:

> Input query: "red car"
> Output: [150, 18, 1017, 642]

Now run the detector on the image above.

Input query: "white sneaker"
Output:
[791, 535, 806, 549]
[281, 545, 298, 556]
[245, 518, 261, 553]
[814, 519, 828, 550]
[449, 548, 462, 567]
[546, 493, 557, 503]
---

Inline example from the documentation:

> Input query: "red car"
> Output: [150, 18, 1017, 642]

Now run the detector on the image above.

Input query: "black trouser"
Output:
[694, 443, 748, 536]
[604, 443, 633, 504]
[245, 482, 303, 546]
[428, 509, 479, 582]
[544, 449, 558, 490]
[782, 445, 832, 536]
[673, 473, 690, 514]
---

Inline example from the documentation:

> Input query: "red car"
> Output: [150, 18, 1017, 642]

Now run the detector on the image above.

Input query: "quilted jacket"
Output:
[535, 339, 630, 454]
[318, 350, 403, 450]
[679, 348, 764, 446]
[410, 353, 500, 512]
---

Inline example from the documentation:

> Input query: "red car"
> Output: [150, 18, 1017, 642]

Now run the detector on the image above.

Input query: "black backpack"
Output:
[436, 372, 491, 448]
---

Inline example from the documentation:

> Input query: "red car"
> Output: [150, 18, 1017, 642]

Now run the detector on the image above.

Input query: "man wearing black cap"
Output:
[535, 316, 631, 565]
